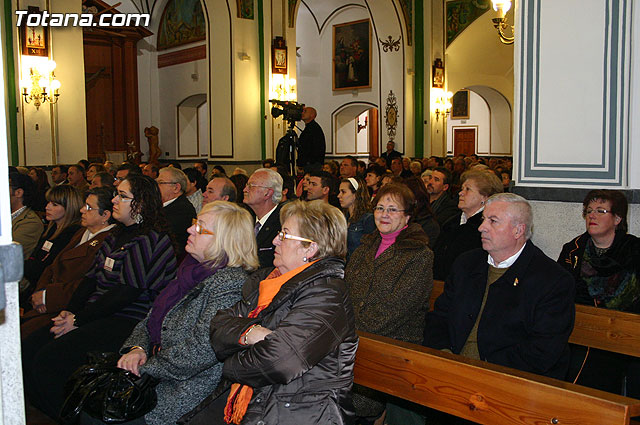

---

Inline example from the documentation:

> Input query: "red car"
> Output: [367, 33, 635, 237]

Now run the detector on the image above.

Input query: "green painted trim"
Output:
[258, 0, 266, 159]
[4, 0, 18, 165]
[414, 0, 424, 158]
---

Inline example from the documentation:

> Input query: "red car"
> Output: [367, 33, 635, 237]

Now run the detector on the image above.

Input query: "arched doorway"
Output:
[332, 103, 379, 158]
[446, 86, 511, 156]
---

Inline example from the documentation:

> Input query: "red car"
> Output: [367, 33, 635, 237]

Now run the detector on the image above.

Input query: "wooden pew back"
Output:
[355, 332, 640, 425]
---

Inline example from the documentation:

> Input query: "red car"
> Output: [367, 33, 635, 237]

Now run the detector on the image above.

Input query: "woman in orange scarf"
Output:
[190, 200, 357, 425]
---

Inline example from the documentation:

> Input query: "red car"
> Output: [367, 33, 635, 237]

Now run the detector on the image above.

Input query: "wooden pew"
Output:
[429, 279, 640, 357]
[354, 332, 640, 425]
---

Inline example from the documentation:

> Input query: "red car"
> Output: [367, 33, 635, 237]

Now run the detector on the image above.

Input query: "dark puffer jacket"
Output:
[208, 257, 358, 425]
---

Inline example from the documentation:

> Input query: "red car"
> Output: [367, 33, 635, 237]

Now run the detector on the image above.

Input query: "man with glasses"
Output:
[424, 193, 575, 380]
[157, 167, 196, 256]
[243, 168, 284, 268]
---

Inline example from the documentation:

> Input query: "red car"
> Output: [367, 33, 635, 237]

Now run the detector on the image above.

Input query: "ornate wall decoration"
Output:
[446, 0, 491, 47]
[380, 35, 401, 53]
[397, 0, 413, 46]
[157, 0, 206, 51]
[237, 0, 254, 19]
[385, 90, 399, 141]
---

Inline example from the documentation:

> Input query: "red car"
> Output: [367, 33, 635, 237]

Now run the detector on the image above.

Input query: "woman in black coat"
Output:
[21, 184, 83, 304]
[194, 200, 357, 425]
[433, 169, 503, 280]
[559, 189, 640, 397]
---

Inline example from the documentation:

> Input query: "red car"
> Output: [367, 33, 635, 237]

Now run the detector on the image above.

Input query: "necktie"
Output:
[254, 221, 261, 236]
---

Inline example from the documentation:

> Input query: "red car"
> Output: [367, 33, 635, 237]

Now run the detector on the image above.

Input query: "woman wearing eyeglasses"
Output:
[344, 183, 433, 422]
[22, 175, 178, 421]
[76, 201, 260, 425]
[559, 189, 640, 396]
[190, 200, 357, 425]
[20, 187, 116, 340]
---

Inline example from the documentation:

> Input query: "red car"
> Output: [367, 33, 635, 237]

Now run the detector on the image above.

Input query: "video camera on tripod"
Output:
[270, 99, 305, 124]
[270, 100, 306, 175]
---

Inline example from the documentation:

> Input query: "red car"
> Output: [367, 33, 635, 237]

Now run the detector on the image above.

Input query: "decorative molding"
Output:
[516, 0, 631, 187]
[397, 0, 412, 46]
[379, 35, 401, 52]
[385, 90, 398, 141]
[158, 45, 206, 68]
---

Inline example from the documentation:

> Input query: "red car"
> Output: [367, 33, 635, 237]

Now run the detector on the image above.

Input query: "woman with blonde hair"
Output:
[193, 200, 357, 425]
[433, 169, 503, 279]
[22, 185, 83, 298]
[338, 177, 375, 256]
[86, 201, 259, 425]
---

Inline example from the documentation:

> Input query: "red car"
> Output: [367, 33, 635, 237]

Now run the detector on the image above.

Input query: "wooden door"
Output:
[453, 128, 476, 156]
[368, 108, 379, 157]
[82, 0, 152, 162]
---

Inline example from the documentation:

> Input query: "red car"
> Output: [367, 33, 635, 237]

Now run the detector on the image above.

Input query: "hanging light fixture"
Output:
[491, 0, 514, 45]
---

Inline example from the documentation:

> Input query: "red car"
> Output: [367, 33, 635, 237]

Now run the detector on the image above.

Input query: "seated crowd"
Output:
[8, 148, 639, 425]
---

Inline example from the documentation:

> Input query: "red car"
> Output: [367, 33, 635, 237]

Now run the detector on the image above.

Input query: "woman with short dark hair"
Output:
[559, 189, 640, 397]
[345, 183, 433, 422]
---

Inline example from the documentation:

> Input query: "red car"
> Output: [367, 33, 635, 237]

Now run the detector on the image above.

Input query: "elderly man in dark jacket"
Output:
[424, 193, 575, 380]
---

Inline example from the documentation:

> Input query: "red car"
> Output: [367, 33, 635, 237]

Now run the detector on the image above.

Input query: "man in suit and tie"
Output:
[243, 168, 283, 268]
[156, 167, 196, 256]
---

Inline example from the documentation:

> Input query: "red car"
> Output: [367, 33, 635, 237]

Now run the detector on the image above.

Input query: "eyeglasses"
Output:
[157, 181, 178, 185]
[374, 206, 405, 214]
[583, 208, 611, 216]
[84, 204, 98, 211]
[246, 183, 269, 190]
[277, 230, 314, 244]
[114, 192, 134, 202]
[192, 218, 215, 235]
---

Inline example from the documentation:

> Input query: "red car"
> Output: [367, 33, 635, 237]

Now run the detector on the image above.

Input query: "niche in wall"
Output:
[333, 104, 378, 156]
[177, 94, 208, 158]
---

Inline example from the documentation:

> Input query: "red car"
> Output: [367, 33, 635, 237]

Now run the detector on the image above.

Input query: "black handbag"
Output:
[60, 352, 159, 424]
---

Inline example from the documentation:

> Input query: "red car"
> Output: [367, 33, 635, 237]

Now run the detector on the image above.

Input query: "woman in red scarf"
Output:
[196, 200, 357, 425]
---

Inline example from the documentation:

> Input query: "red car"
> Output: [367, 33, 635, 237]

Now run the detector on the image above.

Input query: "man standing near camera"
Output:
[297, 106, 325, 170]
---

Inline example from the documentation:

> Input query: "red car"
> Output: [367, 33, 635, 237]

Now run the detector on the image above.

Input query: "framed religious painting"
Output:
[21, 6, 49, 56]
[272, 36, 287, 74]
[432, 58, 444, 88]
[452, 90, 470, 120]
[333, 19, 371, 91]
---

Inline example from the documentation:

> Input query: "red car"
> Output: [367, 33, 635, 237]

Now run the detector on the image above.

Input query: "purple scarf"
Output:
[147, 254, 225, 347]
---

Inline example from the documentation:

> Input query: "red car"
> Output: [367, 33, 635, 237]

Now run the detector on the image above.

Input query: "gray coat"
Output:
[122, 266, 247, 425]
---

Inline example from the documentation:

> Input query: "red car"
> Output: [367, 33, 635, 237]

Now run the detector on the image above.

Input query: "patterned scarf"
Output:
[582, 238, 639, 310]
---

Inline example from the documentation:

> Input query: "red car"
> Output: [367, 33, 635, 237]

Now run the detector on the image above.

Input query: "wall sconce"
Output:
[433, 89, 453, 121]
[270, 74, 296, 102]
[21, 59, 61, 110]
[491, 0, 514, 45]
